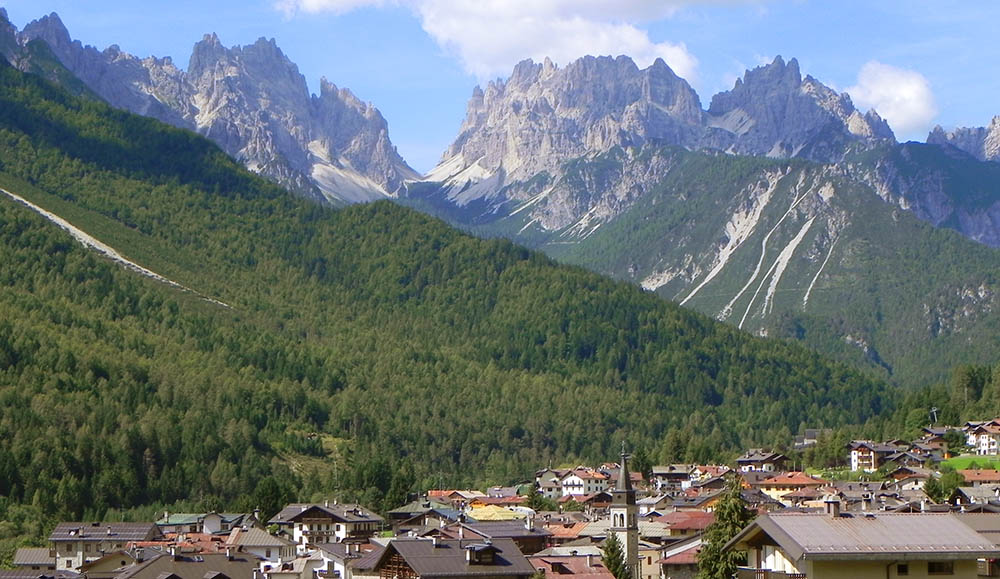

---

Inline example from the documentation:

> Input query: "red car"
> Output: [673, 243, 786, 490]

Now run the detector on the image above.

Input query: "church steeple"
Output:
[609, 442, 639, 579]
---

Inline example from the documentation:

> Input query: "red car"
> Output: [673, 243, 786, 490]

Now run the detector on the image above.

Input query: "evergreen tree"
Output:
[602, 532, 632, 579]
[697, 475, 755, 579]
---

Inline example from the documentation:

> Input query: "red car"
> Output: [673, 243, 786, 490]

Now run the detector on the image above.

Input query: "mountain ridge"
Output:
[1, 10, 418, 204]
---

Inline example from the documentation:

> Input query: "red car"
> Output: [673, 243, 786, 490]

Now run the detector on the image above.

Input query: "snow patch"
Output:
[1, 187, 229, 308]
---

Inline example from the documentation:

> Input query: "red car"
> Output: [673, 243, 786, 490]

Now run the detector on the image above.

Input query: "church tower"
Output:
[609, 443, 639, 579]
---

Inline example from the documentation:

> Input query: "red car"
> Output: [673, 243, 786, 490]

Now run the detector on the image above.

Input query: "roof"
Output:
[0, 572, 80, 579]
[113, 551, 259, 579]
[467, 506, 525, 521]
[651, 465, 695, 476]
[12, 548, 54, 566]
[269, 503, 383, 524]
[527, 554, 614, 579]
[727, 512, 1000, 562]
[453, 521, 551, 540]
[737, 450, 787, 464]
[761, 472, 827, 487]
[658, 536, 702, 565]
[960, 469, 1000, 483]
[226, 526, 294, 548]
[375, 538, 535, 578]
[48, 522, 162, 543]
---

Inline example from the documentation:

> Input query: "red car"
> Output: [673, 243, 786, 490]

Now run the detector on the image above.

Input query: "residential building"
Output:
[726, 509, 1000, 579]
[226, 526, 296, 569]
[736, 450, 788, 473]
[527, 553, 613, 579]
[109, 550, 260, 579]
[561, 469, 610, 497]
[48, 522, 163, 571]
[269, 503, 383, 553]
[367, 538, 535, 579]
[959, 470, 1000, 486]
[848, 441, 902, 472]
[650, 465, 695, 493]
[438, 520, 552, 555]
[12, 548, 56, 572]
[967, 422, 1000, 456]
[759, 472, 827, 505]
[658, 535, 701, 579]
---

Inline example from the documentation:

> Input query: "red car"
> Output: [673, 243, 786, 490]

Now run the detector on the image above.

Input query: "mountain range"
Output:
[3, 9, 1000, 387]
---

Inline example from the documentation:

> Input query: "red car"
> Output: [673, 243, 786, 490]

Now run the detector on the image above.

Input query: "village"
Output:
[8, 419, 1000, 579]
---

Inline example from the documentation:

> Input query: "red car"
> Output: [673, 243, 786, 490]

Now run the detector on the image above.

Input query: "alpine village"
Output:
[4, 5, 1000, 579]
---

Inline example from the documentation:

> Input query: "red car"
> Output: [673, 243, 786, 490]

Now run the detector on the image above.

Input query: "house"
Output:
[107, 550, 260, 579]
[12, 548, 56, 572]
[654, 511, 714, 538]
[658, 534, 701, 579]
[951, 485, 1000, 507]
[848, 441, 902, 472]
[269, 503, 383, 552]
[387, 498, 463, 534]
[48, 522, 163, 571]
[691, 466, 731, 482]
[438, 520, 552, 555]
[156, 512, 249, 535]
[725, 508, 1000, 579]
[367, 538, 535, 579]
[959, 470, 1000, 486]
[965, 420, 1000, 455]
[759, 472, 827, 506]
[226, 526, 296, 569]
[650, 466, 695, 493]
[527, 553, 613, 579]
[536, 469, 571, 500]
[560, 470, 610, 497]
[736, 450, 788, 473]
[636, 494, 672, 515]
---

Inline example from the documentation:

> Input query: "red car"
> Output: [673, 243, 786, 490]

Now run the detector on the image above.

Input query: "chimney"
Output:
[587, 554, 594, 567]
[459, 526, 464, 539]
[226, 547, 233, 561]
[169, 545, 178, 559]
[920, 499, 927, 512]
[525, 516, 534, 531]
[107, 526, 113, 536]
[325, 499, 330, 508]
[432, 537, 438, 547]
[823, 496, 841, 518]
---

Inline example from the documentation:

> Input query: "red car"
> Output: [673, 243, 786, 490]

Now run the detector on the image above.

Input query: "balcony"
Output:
[737, 568, 807, 579]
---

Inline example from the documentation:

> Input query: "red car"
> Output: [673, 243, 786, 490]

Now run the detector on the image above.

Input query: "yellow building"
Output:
[725, 505, 1000, 579]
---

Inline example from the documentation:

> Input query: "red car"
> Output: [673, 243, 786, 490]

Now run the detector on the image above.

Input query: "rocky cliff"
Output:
[422, 55, 895, 217]
[5, 11, 416, 203]
[927, 116, 1000, 162]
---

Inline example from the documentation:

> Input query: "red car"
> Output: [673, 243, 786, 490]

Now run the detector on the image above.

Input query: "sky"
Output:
[2, 0, 999, 173]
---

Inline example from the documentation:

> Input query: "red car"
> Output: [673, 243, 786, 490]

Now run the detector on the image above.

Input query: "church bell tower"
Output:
[609, 442, 639, 579]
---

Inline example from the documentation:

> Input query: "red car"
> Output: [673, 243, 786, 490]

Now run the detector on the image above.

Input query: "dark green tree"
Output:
[697, 475, 755, 579]
[601, 532, 631, 579]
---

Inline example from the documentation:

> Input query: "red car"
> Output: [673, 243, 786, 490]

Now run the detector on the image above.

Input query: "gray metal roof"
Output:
[728, 512, 1000, 562]
[375, 538, 535, 577]
[269, 503, 383, 524]
[48, 522, 162, 543]
[12, 548, 54, 567]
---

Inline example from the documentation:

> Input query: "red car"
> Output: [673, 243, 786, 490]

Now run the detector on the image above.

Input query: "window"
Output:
[897, 564, 908, 576]
[266, 549, 272, 558]
[928, 562, 954, 575]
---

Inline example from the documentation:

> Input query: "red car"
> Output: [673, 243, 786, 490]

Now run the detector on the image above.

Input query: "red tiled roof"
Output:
[762, 471, 827, 487]
[960, 469, 1000, 482]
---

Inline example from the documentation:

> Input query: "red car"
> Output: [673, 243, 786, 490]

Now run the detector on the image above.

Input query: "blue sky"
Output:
[2, 1, 999, 173]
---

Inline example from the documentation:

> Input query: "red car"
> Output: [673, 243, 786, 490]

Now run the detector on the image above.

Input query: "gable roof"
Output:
[269, 503, 383, 525]
[12, 548, 54, 567]
[761, 472, 827, 487]
[374, 538, 535, 577]
[49, 522, 162, 543]
[727, 512, 1000, 562]
[226, 526, 294, 548]
[960, 470, 1000, 483]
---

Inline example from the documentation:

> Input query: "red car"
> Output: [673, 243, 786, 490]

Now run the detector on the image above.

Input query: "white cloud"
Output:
[847, 61, 937, 138]
[274, 0, 699, 81]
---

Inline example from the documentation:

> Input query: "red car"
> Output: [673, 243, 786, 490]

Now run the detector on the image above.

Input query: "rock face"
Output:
[424, 55, 894, 212]
[6, 12, 416, 203]
[704, 56, 895, 159]
[927, 117, 1000, 162]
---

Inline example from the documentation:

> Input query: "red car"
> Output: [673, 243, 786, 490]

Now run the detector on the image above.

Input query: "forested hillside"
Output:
[0, 56, 894, 533]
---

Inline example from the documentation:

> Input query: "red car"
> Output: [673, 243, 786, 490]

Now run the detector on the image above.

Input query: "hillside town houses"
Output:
[8, 421, 1000, 579]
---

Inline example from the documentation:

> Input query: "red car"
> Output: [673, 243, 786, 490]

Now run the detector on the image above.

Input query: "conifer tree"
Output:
[602, 532, 632, 579]
[697, 475, 755, 579]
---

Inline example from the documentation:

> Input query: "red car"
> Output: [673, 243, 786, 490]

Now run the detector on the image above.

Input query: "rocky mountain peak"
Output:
[21, 13, 73, 52]
[927, 116, 1000, 162]
[7, 14, 415, 204]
